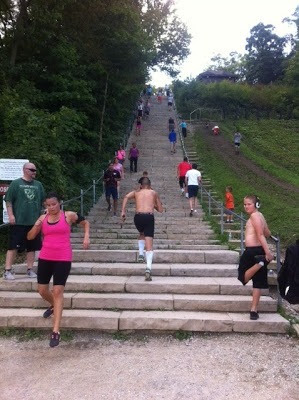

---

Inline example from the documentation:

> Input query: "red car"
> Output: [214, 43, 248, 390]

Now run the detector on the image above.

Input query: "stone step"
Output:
[70, 249, 239, 263]
[72, 244, 228, 251]
[70, 238, 219, 245]
[71, 232, 214, 239]
[0, 292, 277, 312]
[0, 276, 261, 296]
[12, 263, 239, 277]
[0, 308, 288, 333]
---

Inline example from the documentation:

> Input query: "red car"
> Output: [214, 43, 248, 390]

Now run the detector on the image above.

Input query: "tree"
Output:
[140, 0, 191, 77]
[245, 23, 286, 84]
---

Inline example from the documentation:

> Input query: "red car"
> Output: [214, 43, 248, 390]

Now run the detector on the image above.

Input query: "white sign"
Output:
[0, 159, 29, 180]
[3, 197, 8, 224]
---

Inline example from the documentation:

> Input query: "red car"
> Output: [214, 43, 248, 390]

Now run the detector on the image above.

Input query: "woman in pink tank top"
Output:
[27, 192, 90, 347]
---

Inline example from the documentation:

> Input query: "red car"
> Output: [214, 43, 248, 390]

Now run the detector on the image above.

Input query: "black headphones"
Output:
[254, 195, 261, 209]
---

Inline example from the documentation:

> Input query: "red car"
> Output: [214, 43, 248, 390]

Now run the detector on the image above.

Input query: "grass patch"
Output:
[112, 332, 129, 341]
[0, 328, 44, 341]
[193, 127, 299, 247]
[173, 330, 192, 341]
[220, 119, 299, 187]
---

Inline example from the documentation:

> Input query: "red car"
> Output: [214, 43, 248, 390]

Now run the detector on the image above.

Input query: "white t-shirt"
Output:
[185, 169, 201, 186]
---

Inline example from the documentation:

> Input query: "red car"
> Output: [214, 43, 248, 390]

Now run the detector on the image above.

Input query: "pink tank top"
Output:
[39, 211, 72, 261]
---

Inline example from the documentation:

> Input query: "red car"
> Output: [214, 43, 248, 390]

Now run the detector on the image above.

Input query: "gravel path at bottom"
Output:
[0, 332, 298, 400]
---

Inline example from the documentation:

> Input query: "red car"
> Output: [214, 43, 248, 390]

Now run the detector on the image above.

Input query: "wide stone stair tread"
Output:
[71, 249, 239, 263]
[5, 262, 239, 277]
[0, 292, 276, 315]
[0, 291, 276, 312]
[0, 308, 288, 333]
[0, 275, 263, 296]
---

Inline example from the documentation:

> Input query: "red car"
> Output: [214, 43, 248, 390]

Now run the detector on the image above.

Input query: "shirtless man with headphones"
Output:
[238, 195, 274, 320]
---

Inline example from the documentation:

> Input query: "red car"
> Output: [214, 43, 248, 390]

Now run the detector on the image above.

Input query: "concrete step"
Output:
[0, 292, 277, 312]
[0, 275, 265, 296]
[72, 244, 227, 251]
[0, 308, 288, 333]
[69, 249, 239, 263]
[70, 238, 219, 245]
[11, 263, 239, 277]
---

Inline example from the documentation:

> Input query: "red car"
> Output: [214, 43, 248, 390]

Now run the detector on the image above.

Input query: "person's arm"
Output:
[251, 213, 273, 261]
[154, 192, 163, 213]
[5, 202, 15, 225]
[185, 173, 189, 187]
[27, 214, 46, 240]
[177, 165, 180, 179]
[121, 191, 135, 221]
[197, 174, 202, 185]
[66, 211, 90, 249]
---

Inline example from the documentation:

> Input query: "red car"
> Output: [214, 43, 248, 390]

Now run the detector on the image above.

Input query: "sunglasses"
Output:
[26, 168, 37, 172]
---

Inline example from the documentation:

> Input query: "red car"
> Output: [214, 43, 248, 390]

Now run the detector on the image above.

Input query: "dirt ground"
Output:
[0, 332, 298, 400]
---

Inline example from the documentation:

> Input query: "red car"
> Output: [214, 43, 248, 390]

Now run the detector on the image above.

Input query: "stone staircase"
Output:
[0, 96, 288, 333]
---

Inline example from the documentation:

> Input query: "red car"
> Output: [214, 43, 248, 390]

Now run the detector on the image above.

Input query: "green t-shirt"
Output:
[5, 178, 45, 225]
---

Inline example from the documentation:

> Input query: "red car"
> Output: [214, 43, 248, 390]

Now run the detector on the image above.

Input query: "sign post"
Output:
[0, 159, 29, 224]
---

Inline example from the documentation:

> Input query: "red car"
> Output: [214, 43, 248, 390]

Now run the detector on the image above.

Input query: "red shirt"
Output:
[177, 161, 192, 177]
[225, 192, 234, 209]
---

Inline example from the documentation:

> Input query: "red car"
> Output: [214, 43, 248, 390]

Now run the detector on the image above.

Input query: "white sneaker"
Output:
[3, 270, 15, 280]
[27, 269, 37, 278]
[194, 210, 198, 213]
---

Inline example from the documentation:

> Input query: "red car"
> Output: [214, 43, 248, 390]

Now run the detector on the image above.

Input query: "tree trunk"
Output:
[98, 72, 109, 152]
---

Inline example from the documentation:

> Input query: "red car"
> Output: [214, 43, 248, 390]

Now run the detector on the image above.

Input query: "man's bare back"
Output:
[245, 211, 270, 247]
[121, 185, 163, 220]
[134, 189, 161, 213]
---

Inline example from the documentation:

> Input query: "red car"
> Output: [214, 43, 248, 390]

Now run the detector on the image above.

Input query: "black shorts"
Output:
[234, 142, 240, 147]
[8, 225, 42, 252]
[188, 185, 199, 198]
[179, 177, 186, 188]
[226, 208, 234, 215]
[105, 186, 118, 200]
[134, 213, 155, 238]
[168, 102, 173, 106]
[238, 246, 269, 289]
[37, 259, 71, 286]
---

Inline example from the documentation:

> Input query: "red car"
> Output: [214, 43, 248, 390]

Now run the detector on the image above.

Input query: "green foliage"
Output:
[173, 79, 297, 120]
[0, 0, 191, 215]
[173, 330, 192, 341]
[245, 23, 286, 84]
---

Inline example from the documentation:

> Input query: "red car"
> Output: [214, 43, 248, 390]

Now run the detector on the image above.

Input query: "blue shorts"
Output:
[105, 186, 118, 200]
[188, 185, 198, 198]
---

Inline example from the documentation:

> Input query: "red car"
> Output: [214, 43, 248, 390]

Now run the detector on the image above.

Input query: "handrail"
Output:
[174, 99, 282, 308]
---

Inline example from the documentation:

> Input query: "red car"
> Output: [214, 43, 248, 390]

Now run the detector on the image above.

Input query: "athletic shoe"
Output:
[145, 270, 152, 281]
[43, 307, 54, 318]
[138, 254, 145, 263]
[107, 204, 111, 211]
[250, 311, 259, 320]
[27, 269, 37, 278]
[3, 270, 15, 280]
[49, 331, 60, 347]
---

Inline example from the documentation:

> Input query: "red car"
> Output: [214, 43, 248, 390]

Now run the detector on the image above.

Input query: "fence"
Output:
[175, 105, 282, 307]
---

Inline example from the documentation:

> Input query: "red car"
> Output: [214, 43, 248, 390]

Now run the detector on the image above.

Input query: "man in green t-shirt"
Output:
[3, 162, 45, 280]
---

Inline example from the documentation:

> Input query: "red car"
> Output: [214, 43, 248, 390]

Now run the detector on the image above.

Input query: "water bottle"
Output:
[228, 232, 232, 240]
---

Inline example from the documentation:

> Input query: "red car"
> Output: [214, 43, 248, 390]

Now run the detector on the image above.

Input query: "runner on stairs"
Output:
[121, 177, 163, 281]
